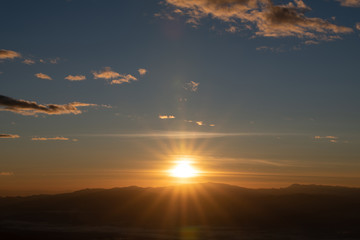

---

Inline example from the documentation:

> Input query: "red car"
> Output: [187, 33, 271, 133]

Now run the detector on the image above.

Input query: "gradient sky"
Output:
[1, 0, 360, 195]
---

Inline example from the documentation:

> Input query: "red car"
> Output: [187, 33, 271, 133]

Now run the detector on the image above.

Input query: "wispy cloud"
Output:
[31, 136, 69, 141]
[86, 131, 303, 139]
[186, 120, 215, 127]
[314, 135, 338, 143]
[356, 23, 360, 30]
[0, 49, 21, 59]
[0, 95, 100, 116]
[256, 46, 284, 52]
[110, 74, 137, 85]
[0, 172, 13, 176]
[159, 115, 176, 119]
[0, 134, 20, 139]
[65, 75, 86, 81]
[165, 0, 353, 40]
[337, 0, 360, 7]
[184, 81, 199, 92]
[35, 73, 52, 80]
[93, 67, 138, 85]
[23, 59, 35, 65]
[138, 68, 147, 76]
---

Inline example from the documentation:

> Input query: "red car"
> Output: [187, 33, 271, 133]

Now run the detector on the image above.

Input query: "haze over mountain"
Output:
[1, 182, 360, 239]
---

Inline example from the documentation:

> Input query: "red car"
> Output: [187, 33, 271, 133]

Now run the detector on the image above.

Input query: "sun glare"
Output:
[170, 159, 198, 178]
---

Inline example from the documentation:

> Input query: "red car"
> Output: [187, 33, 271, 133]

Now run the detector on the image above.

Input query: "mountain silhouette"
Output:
[1, 182, 360, 239]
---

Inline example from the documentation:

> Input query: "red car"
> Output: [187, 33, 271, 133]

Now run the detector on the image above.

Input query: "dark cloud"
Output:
[0, 49, 21, 59]
[0, 134, 20, 139]
[0, 95, 98, 116]
[165, 0, 353, 40]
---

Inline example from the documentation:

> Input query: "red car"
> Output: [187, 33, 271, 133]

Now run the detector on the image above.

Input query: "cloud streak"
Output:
[165, 0, 353, 40]
[0, 95, 99, 116]
[0, 134, 20, 139]
[0, 172, 13, 176]
[337, 0, 360, 7]
[85, 131, 304, 139]
[65, 75, 86, 81]
[314, 135, 338, 143]
[159, 115, 176, 119]
[31, 136, 69, 141]
[23, 59, 35, 65]
[0, 49, 21, 59]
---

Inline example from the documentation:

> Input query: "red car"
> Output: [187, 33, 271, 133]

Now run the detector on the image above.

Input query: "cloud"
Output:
[337, 0, 360, 7]
[49, 58, 59, 64]
[86, 131, 304, 139]
[256, 45, 284, 52]
[31, 136, 69, 141]
[138, 68, 147, 76]
[110, 74, 137, 85]
[165, 0, 353, 40]
[226, 26, 239, 33]
[23, 59, 35, 65]
[0, 134, 20, 139]
[356, 23, 360, 30]
[0, 172, 13, 176]
[159, 115, 176, 119]
[0, 95, 99, 116]
[184, 81, 200, 92]
[35, 73, 52, 80]
[304, 40, 319, 45]
[92, 67, 121, 79]
[0, 49, 21, 59]
[186, 120, 215, 127]
[196, 121, 204, 126]
[314, 136, 338, 139]
[93, 67, 138, 85]
[65, 75, 86, 81]
[314, 135, 338, 143]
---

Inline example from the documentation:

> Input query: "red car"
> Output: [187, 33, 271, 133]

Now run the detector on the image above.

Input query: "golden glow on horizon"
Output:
[169, 158, 198, 178]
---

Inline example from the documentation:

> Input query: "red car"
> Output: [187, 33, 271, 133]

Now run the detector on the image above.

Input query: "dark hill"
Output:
[1, 183, 360, 239]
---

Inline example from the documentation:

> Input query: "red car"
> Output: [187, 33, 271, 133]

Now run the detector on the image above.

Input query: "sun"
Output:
[169, 160, 198, 178]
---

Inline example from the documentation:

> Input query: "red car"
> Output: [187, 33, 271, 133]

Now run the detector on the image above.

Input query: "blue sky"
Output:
[1, 0, 360, 195]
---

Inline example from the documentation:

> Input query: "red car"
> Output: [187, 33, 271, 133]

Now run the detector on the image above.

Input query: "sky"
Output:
[1, 0, 360, 195]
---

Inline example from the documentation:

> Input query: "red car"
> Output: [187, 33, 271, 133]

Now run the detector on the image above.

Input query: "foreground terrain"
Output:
[1, 183, 360, 239]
